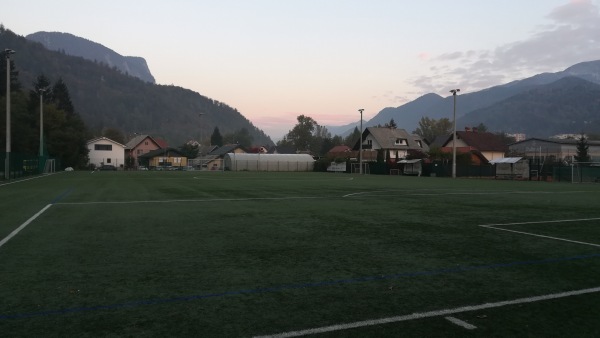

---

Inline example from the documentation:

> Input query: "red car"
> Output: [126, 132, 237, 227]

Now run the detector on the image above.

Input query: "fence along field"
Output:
[1, 171, 600, 336]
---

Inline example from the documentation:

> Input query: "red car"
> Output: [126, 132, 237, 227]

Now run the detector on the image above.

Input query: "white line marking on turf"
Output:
[479, 218, 600, 248]
[342, 190, 590, 198]
[0, 204, 52, 249]
[56, 196, 324, 205]
[0, 173, 56, 187]
[480, 217, 600, 227]
[445, 316, 477, 330]
[253, 286, 600, 338]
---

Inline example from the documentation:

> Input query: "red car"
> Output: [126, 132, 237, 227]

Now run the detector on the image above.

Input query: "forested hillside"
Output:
[0, 27, 273, 146]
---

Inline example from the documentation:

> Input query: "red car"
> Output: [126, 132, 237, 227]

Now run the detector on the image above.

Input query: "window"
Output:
[416, 140, 423, 147]
[94, 144, 112, 151]
[367, 140, 372, 146]
[106, 158, 112, 164]
[145, 141, 148, 145]
[395, 138, 408, 146]
[137, 149, 143, 155]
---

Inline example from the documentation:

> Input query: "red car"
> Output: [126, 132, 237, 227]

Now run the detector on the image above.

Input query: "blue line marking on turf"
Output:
[51, 188, 74, 204]
[1, 252, 599, 320]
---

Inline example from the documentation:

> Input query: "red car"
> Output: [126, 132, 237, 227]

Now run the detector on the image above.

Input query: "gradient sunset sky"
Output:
[3, 0, 599, 139]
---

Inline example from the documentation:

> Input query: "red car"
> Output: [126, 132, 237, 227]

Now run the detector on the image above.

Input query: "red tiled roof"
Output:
[327, 145, 352, 153]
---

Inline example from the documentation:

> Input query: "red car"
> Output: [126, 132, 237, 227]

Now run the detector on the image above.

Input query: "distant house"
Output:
[125, 135, 163, 168]
[193, 144, 246, 171]
[327, 145, 353, 158]
[138, 147, 188, 169]
[353, 127, 429, 162]
[87, 137, 126, 169]
[509, 137, 600, 163]
[437, 146, 490, 165]
[440, 130, 507, 162]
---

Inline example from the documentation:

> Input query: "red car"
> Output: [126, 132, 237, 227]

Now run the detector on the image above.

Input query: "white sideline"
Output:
[479, 217, 600, 248]
[0, 204, 52, 249]
[253, 286, 600, 338]
[56, 196, 323, 205]
[0, 173, 56, 187]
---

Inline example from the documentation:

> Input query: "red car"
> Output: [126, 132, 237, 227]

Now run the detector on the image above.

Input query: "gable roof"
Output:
[198, 145, 219, 156]
[125, 134, 163, 150]
[138, 147, 185, 159]
[87, 137, 126, 148]
[355, 127, 428, 151]
[327, 145, 352, 153]
[443, 131, 508, 152]
[209, 144, 246, 156]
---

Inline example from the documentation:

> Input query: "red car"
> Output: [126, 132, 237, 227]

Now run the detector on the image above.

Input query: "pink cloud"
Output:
[418, 52, 430, 61]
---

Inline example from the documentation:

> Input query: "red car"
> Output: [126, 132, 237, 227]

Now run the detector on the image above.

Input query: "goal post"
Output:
[571, 162, 600, 183]
[351, 163, 370, 174]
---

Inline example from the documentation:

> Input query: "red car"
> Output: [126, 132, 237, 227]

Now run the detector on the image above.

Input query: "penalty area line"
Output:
[0, 204, 52, 249]
[478, 217, 600, 248]
[253, 286, 600, 338]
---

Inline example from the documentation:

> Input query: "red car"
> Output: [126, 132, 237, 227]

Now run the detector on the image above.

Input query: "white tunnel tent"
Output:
[224, 153, 315, 172]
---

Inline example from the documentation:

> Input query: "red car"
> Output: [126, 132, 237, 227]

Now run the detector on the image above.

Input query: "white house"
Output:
[87, 137, 126, 168]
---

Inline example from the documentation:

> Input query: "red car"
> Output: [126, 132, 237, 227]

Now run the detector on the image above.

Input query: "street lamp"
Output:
[358, 109, 364, 175]
[5, 49, 15, 180]
[450, 89, 460, 179]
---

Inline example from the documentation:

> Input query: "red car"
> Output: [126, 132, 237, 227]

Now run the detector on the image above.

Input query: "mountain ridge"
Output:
[1, 28, 273, 146]
[349, 59, 600, 138]
[26, 31, 156, 84]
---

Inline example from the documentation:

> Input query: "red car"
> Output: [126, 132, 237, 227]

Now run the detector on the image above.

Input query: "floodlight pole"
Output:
[39, 88, 47, 157]
[450, 89, 460, 179]
[5, 49, 15, 180]
[198, 112, 205, 146]
[358, 109, 364, 175]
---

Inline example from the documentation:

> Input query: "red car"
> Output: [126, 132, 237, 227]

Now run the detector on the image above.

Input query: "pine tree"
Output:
[211, 126, 223, 146]
[51, 78, 74, 115]
[574, 133, 590, 164]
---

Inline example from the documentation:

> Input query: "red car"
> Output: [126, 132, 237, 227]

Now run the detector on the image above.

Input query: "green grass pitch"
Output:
[1, 171, 600, 337]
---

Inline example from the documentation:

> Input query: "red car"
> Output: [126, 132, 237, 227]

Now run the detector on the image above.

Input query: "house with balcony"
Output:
[353, 127, 429, 162]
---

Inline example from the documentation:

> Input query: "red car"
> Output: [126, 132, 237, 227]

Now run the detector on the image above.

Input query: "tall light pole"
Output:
[198, 112, 205, 146]
[450, 89, 460, 179]
[358, 109, 364, 174]
[5, 49, 15, 180]
[39, 88, 47, 158]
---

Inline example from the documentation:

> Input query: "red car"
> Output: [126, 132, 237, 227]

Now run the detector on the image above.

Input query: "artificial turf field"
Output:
[1, 170, 600, 337]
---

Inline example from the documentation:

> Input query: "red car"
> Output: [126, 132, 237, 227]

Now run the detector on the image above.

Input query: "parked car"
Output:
[138, 166, 148, 171]
[98, 164, 117, 171]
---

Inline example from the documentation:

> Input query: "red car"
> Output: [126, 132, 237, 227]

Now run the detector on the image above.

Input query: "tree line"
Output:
[1, 50, 89, 168]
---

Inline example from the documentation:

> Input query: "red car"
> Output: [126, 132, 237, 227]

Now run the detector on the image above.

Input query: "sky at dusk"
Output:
[2, 0, 600, 139]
